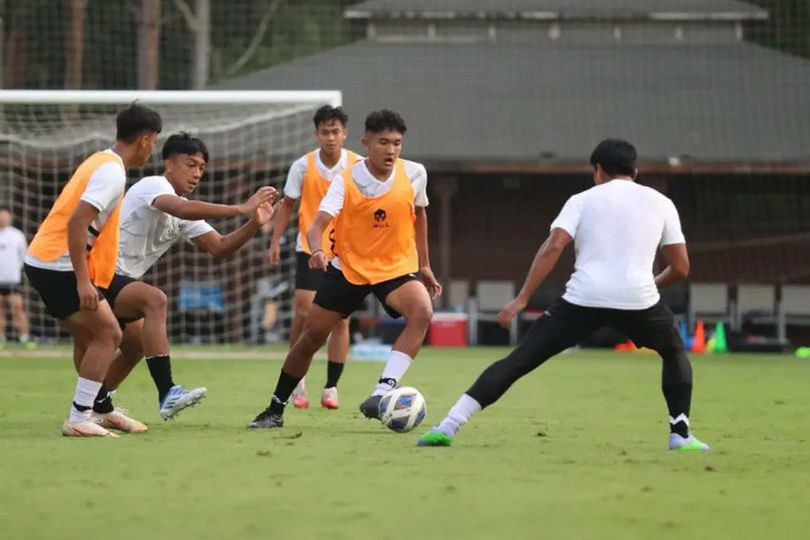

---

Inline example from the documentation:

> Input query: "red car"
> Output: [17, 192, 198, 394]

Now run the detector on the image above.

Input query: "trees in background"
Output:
[0, 0, 358, 89]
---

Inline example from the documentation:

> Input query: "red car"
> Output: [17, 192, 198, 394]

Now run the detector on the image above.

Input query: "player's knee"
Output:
[406, 303, 433, 330]
[144, 289, 168, 313]
[96, 320, 123, 347]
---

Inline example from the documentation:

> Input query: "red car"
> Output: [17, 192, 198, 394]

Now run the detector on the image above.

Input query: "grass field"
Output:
[2, 346, 809, 540]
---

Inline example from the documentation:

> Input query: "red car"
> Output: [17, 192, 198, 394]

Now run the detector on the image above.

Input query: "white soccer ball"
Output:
[379, 386, 427, 433]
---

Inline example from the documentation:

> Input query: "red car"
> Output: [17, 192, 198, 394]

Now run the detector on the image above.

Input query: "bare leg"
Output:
[9, 293, 30, 340]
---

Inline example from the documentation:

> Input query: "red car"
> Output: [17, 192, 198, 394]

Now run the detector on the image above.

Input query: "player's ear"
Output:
[361, 134, 369, 147]
[632, 168, 639, 180]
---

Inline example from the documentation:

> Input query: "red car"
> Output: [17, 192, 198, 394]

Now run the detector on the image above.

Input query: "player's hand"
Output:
[77, 279, 99, 311]
[268, 240, 281, 266]
[497, 296, 527, 328]
[420, 266, 442, 300]
[254, 201, 275, 226]
[239, 186, 277, 216]
[309, 250, 328, 271]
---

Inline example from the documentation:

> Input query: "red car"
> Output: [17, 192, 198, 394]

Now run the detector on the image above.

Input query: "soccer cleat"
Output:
[159, 385, 208, 420]
[22, 340, 38, 351]
[321, 387, 339, 409]
[417, 429, 453, 447]
[358, 394, 383, 419]
[93, 408, 148, 433]
[291, 379, 309, 409]
[247, 408, 284, 429]
[668, 433, 710, 451]
[61, 419, 119, 438]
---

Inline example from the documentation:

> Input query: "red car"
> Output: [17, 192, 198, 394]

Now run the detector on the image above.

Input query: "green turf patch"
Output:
[1, 348, 809, 540]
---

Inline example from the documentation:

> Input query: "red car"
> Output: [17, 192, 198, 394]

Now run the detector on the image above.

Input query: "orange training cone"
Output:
[691, 320, 706, 354]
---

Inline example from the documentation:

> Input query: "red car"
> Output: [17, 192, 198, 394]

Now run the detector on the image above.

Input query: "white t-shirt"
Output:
[319, 158, 429, 271]
[550, 179, 685, 310]
[25, 149, 126, 272]
[116, 175, 214, 279]
[284, 148, 357, 252]
[0, 226, 28, 284]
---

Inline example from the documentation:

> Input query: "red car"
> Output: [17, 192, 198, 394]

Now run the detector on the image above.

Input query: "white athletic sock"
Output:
[69, 377, 103, 424]
[437, 393, 482, 436]
[372, 350, 413, 396]
[19, 334, 29, 343]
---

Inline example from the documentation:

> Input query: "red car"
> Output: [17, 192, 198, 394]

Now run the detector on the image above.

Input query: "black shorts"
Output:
[0, 283, 22, 296]
[97, 273, 141, 326]
[313, 264, 418, 319]
[295, 251, 326, 291]
[24, 264, 105, 320]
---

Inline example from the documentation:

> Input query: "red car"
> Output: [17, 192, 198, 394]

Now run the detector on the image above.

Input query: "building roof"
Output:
[219, 38, 810, 173]
[346, 0, 768, 20]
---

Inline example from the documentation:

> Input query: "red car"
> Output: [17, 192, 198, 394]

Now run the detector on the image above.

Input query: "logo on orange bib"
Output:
[373, 208, 389, 228]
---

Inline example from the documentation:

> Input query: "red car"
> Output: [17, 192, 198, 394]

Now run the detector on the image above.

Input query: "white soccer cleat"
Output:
[61, 419, 119, 438]
[291, 379, 309, 409]
[93, 408, 148, 433]
[159, 385, 208, 420]
[321, 387, 339, 409]
[668, 433, 710, 451]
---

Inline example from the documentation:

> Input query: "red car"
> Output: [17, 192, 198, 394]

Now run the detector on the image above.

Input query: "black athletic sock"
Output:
[325, 361, 345, 389]
[660, 346, 693, 438]
[269, 370, 302, 415]
[146, 355, 175, 403]
[92, 384, 114, 414]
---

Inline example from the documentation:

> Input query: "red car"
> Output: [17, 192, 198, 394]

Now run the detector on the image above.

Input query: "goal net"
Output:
[0, 90, 341, 344]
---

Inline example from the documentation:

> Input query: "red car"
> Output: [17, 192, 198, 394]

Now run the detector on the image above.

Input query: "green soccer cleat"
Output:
[417, 429, 453, 447]
[668, 433, 710, 451]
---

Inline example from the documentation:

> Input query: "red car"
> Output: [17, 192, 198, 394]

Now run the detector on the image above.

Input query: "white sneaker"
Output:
[61, 419, 119, 438]
[93, 408, 148, 433]
[159, 385, 208, 420]
[291, 379, 309, 409]
[321, 387, 339, 409]
[669, 433, 710, 451]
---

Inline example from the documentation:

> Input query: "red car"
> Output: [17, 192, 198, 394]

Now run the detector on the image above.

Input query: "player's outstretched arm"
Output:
[654, 243, 690, 289]
[268, 196, 297, 266]
[192, 201, 275, 260]
[497, 227, 572, 328]
[415, 206, 442, 299]
[152, 187, 277, 221]
[306, 211, 333, 271]
[67, 201, 102, 311]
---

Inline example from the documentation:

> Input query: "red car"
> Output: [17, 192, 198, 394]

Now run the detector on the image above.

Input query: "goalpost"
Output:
[0, 89, 342, 345]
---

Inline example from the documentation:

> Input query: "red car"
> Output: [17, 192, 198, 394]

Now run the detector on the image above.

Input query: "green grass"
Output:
[2, 347, 810, 540]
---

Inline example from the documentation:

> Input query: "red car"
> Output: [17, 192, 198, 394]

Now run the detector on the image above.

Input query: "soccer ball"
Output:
[379, 386, 427, 433]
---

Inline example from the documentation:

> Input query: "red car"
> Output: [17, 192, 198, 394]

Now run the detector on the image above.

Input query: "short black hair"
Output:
[0, 206, 9, 213]
[116, 102, 162, 143]
[590, 138, 637, 177]
[161, 132, 209, 163]
[313, 105, 348, 128]
[364, 109, 407, 135]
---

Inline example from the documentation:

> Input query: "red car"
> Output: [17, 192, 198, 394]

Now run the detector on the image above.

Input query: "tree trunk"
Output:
[137, 0, 161, 89]
[64, 0, 87, 89]
[192, 0, 210, 89]
[3, 2, 29, 88]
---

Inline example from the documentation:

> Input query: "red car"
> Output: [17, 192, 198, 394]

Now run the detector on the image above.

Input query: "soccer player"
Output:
[94, 132, 277, 422]
[0, 206, 35, 349]
[248, 109, 442, 429]
[418, 139, 710, 451]
[267, 105, 359, 409]
[24, 103, 162, 437]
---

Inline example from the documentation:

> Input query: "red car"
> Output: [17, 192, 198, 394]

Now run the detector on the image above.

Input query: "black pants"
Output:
[467, 297, 692, 419]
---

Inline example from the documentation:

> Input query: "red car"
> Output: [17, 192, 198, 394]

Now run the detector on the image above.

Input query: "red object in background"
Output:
[692, 320, 706, 353]
[429, 313, 468, 347]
